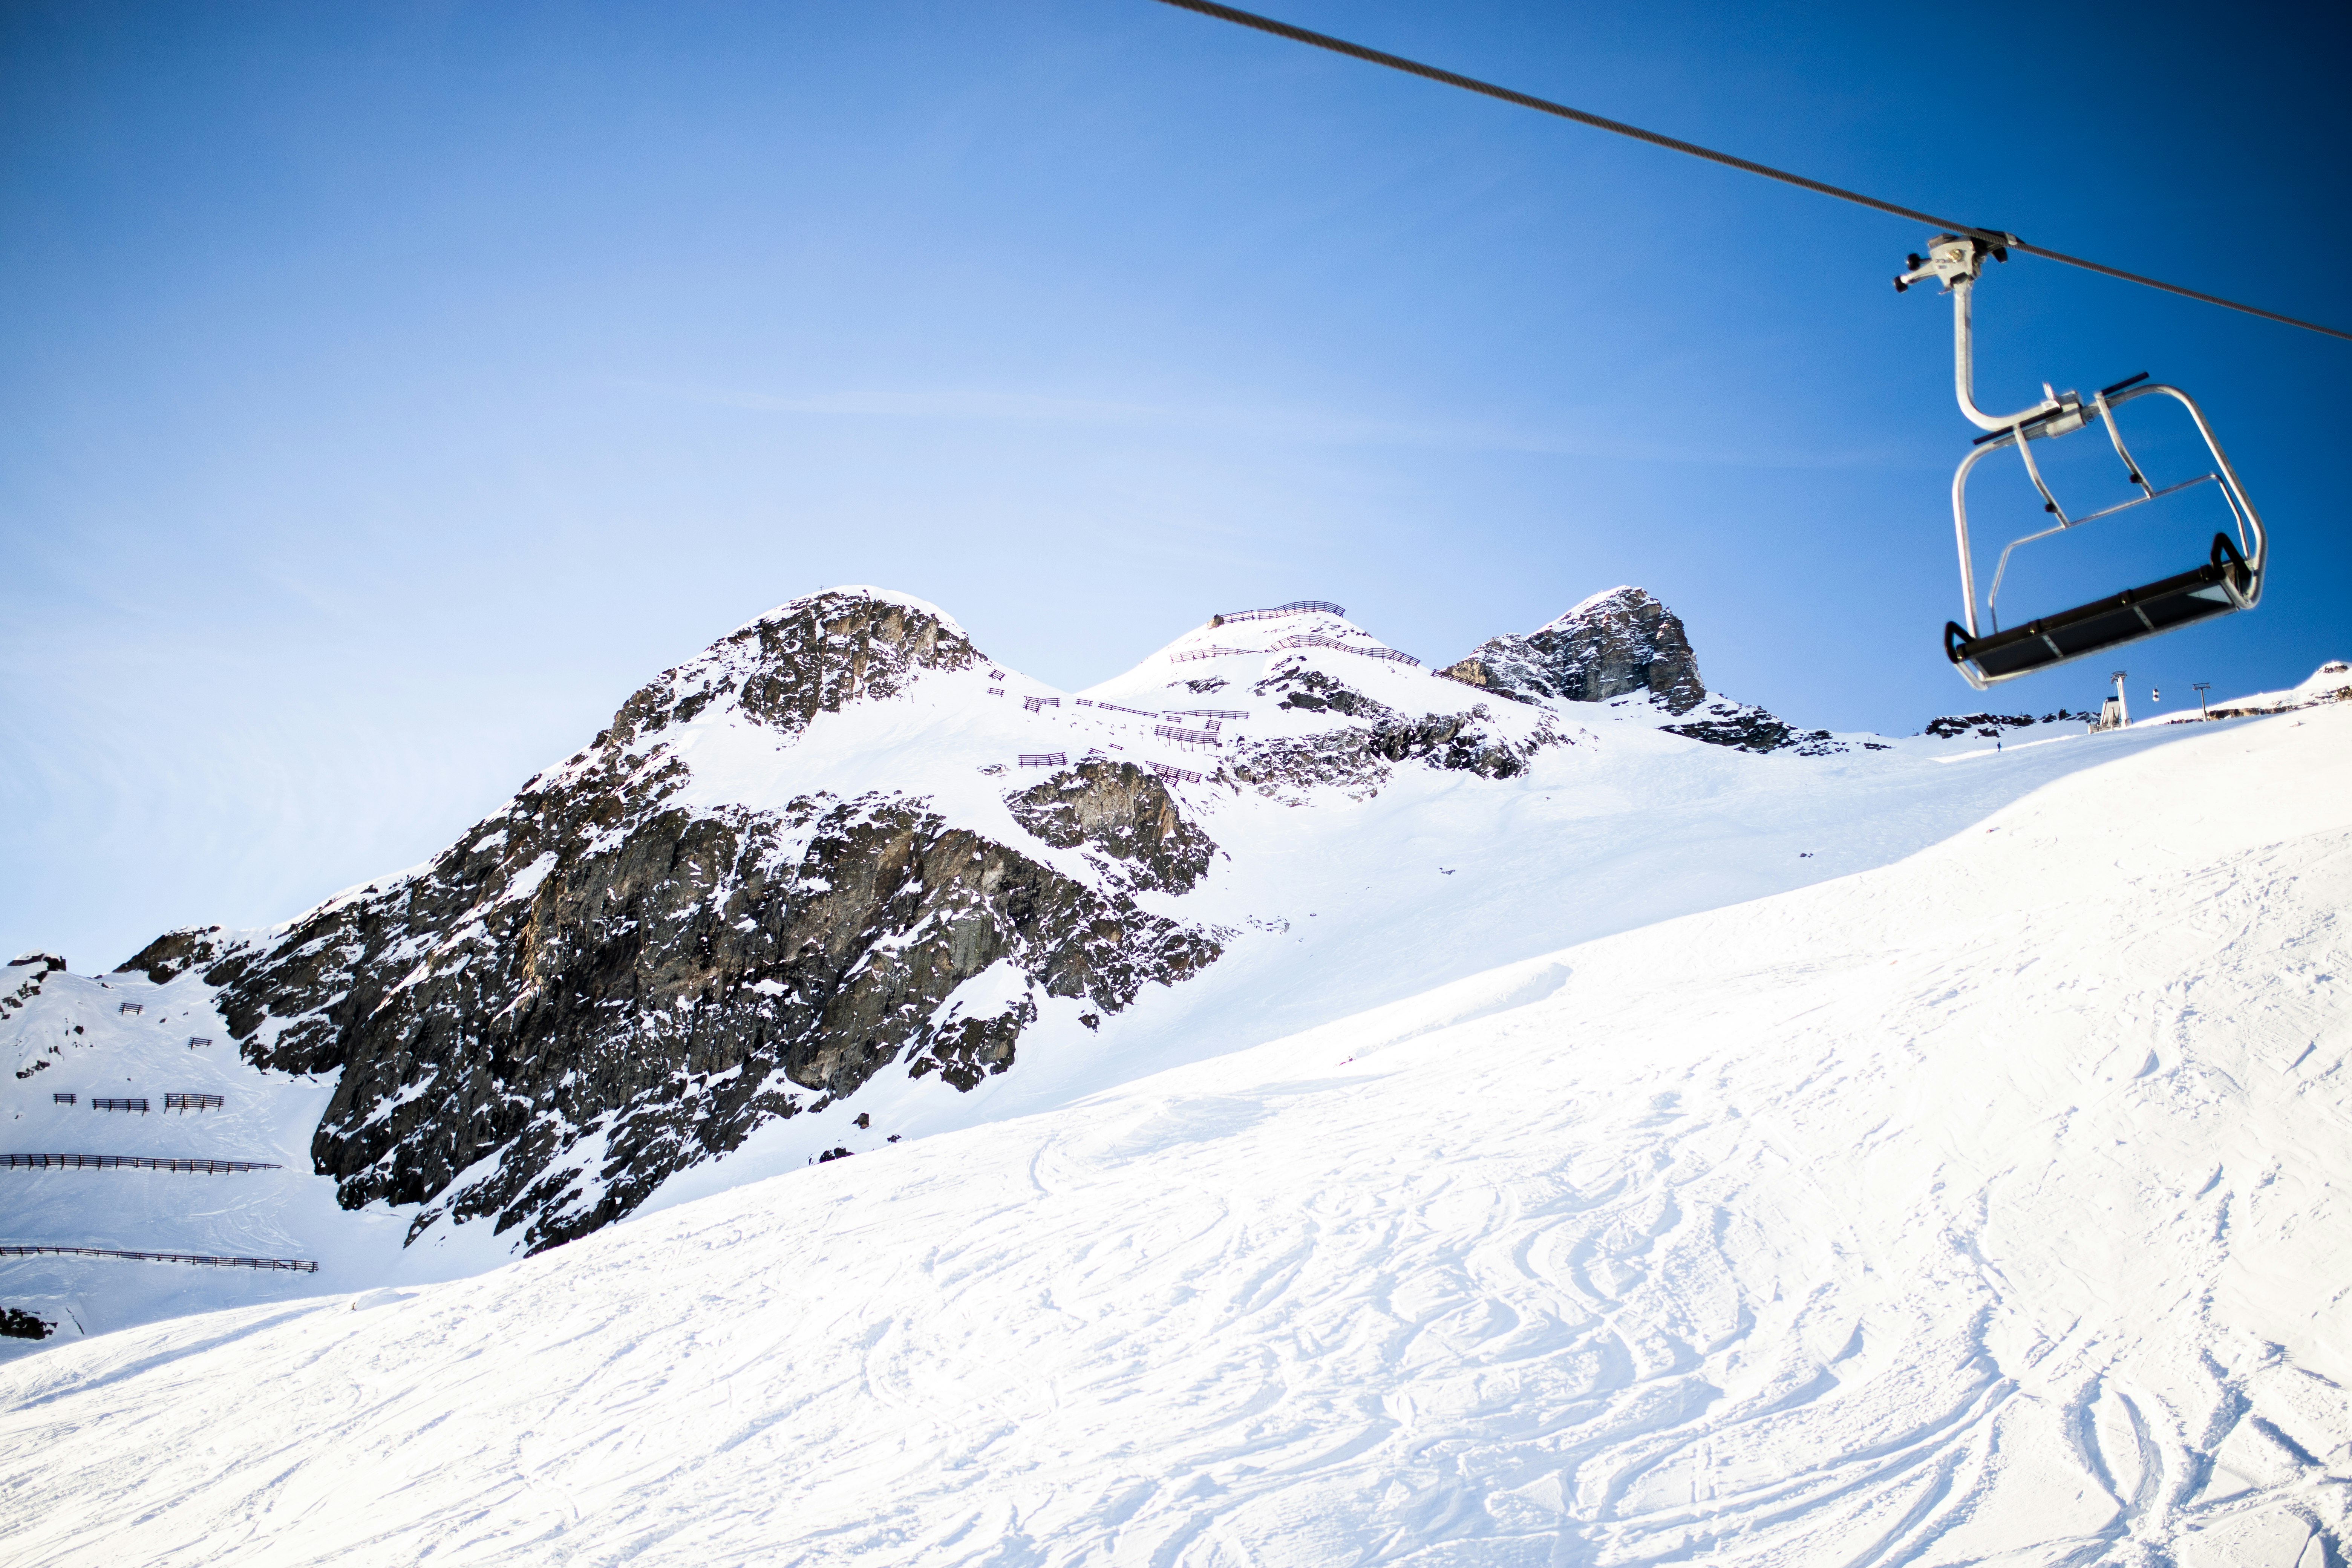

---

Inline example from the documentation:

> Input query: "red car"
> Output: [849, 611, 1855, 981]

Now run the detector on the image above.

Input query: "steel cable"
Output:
[1148, 0, 2351, 343]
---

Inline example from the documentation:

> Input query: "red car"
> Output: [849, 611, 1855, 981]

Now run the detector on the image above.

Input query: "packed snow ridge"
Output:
[5, 585, 2348, 1565]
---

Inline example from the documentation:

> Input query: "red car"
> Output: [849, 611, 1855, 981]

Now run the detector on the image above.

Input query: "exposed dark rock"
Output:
[1660, 698, 1846, 757]
[1920, 710, 2093, 738]
[116, 592, 1223, 1256]
[1922, 712, 2032, 738]
[0, 1307, 54, 1341]
[116, 929, 223, 986]
[2, 959, 60, 1027]
[607, 593, 980, 749]
[6, 952, 66, 973]
[1442, 587, 1707, 715]
[1004, 761, 1217, 895]
[1439, 586, 1864, 756]
[911, 987, 1038, 1092]
[1225, 704, 1557, 802]
[1252, 666, 1390, 718]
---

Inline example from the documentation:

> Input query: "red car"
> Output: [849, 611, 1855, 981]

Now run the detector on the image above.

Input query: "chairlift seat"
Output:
[1901, 240, 2268, 691]
[1946, 533, 2251, 683]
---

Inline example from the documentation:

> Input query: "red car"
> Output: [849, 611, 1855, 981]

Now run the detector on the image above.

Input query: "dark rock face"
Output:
[1226, 708, 1558, 803]
[607, 593, 980, 748]
[1920, 710, 2092, 738]
[1221, 661, 1565, 801]
[1005, 761, 1217, 896]
[3, 958, 61, 1034]
[1442, 587, 1708, 715]
[1253, 666, 1387, 718]
[0, 1308, 54, 1341]
[1441, 588, 1857, 756]
[116, 593, 1223, 1255]
[1659, 698, 1844, 756]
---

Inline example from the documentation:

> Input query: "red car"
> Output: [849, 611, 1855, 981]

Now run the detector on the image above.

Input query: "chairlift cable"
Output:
[1147, 0, 2352, 343]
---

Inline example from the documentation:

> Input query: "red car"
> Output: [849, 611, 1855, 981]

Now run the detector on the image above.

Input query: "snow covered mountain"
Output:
[105, 591, 1229, 1256]
[10, 585, 1815, 1274]
[3, 586, 2334, 1351]
[4, 677, 2346, 1566]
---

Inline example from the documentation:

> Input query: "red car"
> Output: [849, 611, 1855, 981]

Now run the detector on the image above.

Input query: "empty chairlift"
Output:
[1897, 236, 2265, 689]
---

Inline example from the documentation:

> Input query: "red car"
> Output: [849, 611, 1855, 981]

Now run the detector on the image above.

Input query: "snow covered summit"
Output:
[1441, 584, 1709, 711]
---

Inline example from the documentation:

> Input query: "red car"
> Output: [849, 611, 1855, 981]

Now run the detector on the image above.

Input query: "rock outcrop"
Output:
[118, 592, 1224, 1255]
[1438, 588, 1857, 755]
[3, 957, 61, 1052]
[1004, 761, 1216, 896]
[1659, 698, 1849, 756]
[1441, 587, 1708, 715]
[1226, 663, 1561, 801]
[1919, 711, 2093, 738]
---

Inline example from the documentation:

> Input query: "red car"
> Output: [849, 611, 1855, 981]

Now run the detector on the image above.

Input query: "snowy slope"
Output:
[1, 588, 2267, 1351]
[2150, 659, 2352, 723]
[637, 604, 2236, 1211]
[0, 965, 510, 1362]
[4, 703, 2346, 1566]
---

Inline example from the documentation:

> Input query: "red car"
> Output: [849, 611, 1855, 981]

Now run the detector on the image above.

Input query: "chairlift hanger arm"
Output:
[1145, 0, 2352, 342]
[1897, 236, 2074, 432]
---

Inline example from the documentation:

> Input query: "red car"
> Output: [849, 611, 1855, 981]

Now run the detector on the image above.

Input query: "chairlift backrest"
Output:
[1897, 236, 2266, 689]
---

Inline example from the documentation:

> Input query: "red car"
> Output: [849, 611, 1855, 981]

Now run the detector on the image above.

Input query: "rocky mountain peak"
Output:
[1439, 586, 1707, 715]
[607, 588, 980, 750]
[110, 585, 1230, 1257]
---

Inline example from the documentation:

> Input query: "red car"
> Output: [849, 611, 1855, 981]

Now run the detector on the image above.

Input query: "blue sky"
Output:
[4, 0, 2346, 971]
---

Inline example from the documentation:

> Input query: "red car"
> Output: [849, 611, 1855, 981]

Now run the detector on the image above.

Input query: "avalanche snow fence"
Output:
[3, 1154, 283, 1173]
[0, 1244, 317, 1273]
[1215, 600, 1344, 623]
[1265, 632, 1423, 666]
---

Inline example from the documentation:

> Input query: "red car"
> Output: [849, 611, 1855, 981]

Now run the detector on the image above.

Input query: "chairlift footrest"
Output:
[1947, 534, 2253, 684]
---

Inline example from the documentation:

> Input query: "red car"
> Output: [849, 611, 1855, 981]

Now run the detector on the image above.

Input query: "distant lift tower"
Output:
[2093, 669, 2132, 732]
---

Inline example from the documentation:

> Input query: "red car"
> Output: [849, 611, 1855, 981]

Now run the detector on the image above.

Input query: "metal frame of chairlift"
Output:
[1897, 236, 2266, 690]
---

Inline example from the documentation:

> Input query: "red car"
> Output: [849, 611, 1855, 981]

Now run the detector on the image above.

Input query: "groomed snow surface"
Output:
[5, 705, 2347, 1565]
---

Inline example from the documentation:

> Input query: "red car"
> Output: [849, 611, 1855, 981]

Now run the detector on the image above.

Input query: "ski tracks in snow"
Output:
[4, 712, 2351, 1566]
